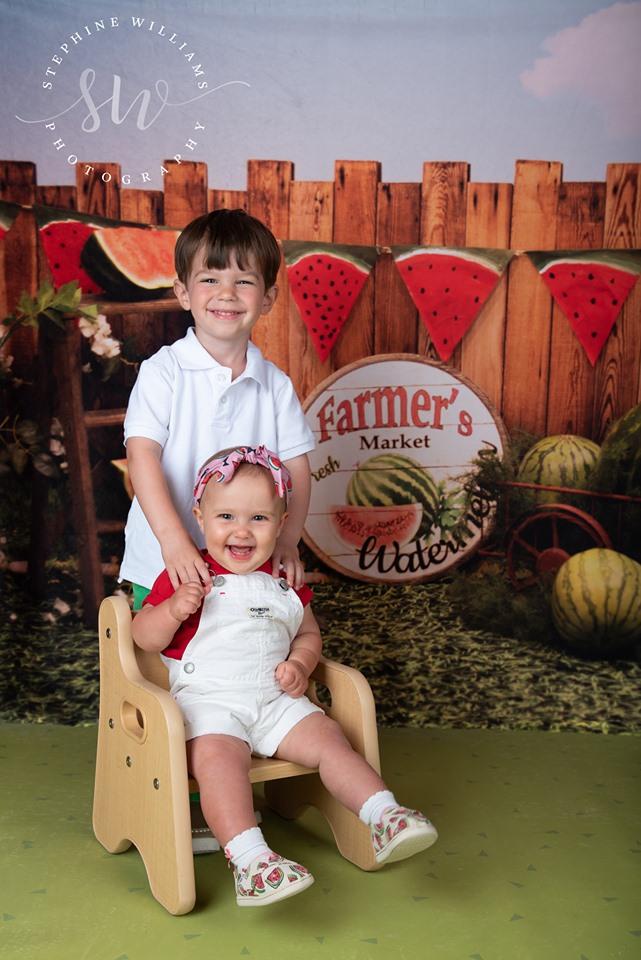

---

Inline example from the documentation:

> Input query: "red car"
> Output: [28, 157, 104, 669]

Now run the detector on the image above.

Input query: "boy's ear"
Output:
[261, 284, 278, 314]
[174, 277, 191, 310]
[193, 504, 204, 531]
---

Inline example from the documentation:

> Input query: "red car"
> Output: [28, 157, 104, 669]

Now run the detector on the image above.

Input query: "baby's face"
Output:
[194, 468, 287, 574]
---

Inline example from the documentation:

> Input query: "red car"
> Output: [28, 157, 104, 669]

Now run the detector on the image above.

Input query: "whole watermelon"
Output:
[346, 453, 439, 542]
[551, 548, 641, 656]
[517, 434, 600, 504]
[589, 404, 641, 561]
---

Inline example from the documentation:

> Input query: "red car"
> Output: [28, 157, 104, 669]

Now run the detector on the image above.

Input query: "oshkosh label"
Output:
[248, 607, 273, 619]
[302, 355, 506, 584]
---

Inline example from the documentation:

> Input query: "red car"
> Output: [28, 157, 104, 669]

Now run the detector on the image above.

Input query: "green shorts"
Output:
[131, 583, 151, 611]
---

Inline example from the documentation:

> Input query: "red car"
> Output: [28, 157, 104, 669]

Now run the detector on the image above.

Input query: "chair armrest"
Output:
[309, 656, 381, 774]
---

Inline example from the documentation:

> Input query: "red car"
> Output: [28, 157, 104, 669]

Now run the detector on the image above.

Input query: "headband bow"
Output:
[194, 445, 292, 505]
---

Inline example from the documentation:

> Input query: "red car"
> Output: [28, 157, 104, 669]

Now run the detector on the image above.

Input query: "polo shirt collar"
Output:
[171, 328, 268, 389]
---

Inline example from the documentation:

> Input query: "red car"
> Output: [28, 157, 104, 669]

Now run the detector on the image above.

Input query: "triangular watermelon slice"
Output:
[35, 205, 141, 296]
[392, 246, 513, 362]
[0, 199, 21, 242]
[527, 249, 641, 365]
[283, 241, 377, 362]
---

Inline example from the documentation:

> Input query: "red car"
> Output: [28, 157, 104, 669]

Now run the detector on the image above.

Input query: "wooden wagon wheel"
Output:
[506, 503, 612, 590]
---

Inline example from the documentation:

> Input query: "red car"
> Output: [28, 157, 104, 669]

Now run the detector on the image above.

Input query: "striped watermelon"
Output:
[346, 453, 439, 541]
[552, 548, 641, 654]
[517, 435, 600, 503]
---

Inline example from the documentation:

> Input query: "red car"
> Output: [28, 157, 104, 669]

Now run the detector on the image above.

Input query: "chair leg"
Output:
[265, 775, 378, 872]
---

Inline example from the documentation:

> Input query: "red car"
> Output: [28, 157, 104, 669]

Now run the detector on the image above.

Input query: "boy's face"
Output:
[174, 247, 277, 354]
[193, 468, 287, 574]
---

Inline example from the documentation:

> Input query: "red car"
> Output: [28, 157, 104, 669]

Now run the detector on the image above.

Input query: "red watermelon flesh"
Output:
[39, 221, 104, 295]
[285, 246, 374, 362]
[393, 248, 509, 361]
[537, 257, 640, 365]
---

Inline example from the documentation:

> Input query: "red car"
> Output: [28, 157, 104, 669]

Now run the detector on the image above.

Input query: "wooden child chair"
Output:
[92, 595, 382, 914]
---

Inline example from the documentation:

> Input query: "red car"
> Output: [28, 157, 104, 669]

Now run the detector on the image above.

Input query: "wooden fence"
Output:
[1, 157, 640, 442]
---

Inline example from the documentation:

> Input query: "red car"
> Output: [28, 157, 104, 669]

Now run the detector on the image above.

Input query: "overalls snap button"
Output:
[278, 578, 289, 591]
[184, 662, 195, 674]
[213, 575, 226, 587]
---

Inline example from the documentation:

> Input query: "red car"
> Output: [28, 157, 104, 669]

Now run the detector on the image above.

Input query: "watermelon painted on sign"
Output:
[303, 355, 506, 583]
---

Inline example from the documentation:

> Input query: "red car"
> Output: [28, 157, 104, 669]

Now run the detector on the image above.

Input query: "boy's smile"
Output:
[174, 249, 278, 357]
[193, 468, 287, 575]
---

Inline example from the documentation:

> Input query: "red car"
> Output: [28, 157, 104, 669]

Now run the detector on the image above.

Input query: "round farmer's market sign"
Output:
[302, 354, 507, 583]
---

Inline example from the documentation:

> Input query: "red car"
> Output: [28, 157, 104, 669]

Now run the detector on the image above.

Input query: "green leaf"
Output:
[15, 420, 41, 447]
[8, 443, 29, 475]
[36, 282, 55, 312]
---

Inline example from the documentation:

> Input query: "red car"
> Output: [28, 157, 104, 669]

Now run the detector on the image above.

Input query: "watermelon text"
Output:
[316, 386, 473, 443]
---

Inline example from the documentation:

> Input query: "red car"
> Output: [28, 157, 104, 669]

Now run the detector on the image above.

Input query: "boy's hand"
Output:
[161, 531, 211, 590]
[168, 579, 211, 623]
[275, 659, 308, 698]
[271, 538, 304, 590]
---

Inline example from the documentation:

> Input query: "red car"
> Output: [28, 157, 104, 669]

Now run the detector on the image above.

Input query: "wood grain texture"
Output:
[502, 160, 562, 435]
[593, 163, 641, 439]
[418, 161, 470, 361]
[546, 182, 605, 436]
[161, 160, 207, 229]
[0, 162, 38, 369]
[288, 180, 334, 402]
[332, 160, 380, 368]
[461, 181, 513, 410]
[247, 160, 293, 371]
[209, 189, 247, 211]
[76, 163, 121, 219]
[35, 185, 76, 209]
[375, 181, 420, 355]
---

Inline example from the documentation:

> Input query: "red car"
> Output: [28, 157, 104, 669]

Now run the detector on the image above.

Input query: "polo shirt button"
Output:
[220, 396, 227, 404]
[184, 662, 195, 674]
[278, 578, 289, 591]
[213, 575, 225, 586]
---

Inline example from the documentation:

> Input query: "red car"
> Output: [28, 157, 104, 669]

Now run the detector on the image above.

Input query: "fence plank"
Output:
[209, 189, 248, 211]
[0, 161, 38, 369]
[461, 182, 513, 410]
[76, 163, 121, 219]
[502, 159, 562, 436]
[375, 182, 420, 355]
[546, 182, 605, 437]
[288, 180, 334, 401]
[592, 163, 641, 439]
[418, 161, 470, 361]
[36, 185, 76, 209]
[162, 160, 208, 228]
[332, 160, 379, 368]
[247, 160, 293, 372]
[120, 188, 164, 225]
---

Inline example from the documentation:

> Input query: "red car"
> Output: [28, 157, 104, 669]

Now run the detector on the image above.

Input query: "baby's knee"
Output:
[188, 733, 250, 774]
[316, 715, 351, 751]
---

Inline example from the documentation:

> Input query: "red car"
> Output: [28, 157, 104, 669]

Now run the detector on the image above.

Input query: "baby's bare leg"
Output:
[187, 734, 256, 847]
[275, 714, 386, 814]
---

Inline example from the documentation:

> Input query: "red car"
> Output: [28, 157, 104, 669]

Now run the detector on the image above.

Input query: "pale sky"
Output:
[1, 0, 639, 190]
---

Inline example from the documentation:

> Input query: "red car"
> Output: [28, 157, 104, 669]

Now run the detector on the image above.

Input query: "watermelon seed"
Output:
[444, 287, 450, 293]
[451, 266, 456, 271]
[588, 273, 594, 280]
[407, 266, 413, 271]
[432, 310, 438, 316]
[549, 272, 555, 279]
[574, 312, 580, 319]
[428, 264, 433, 270]
[590, 298, 596, 304]
[443, 338, 448, 344]
[591, 331, 597, 338]
[420, 288, 425, 294]
[571, 272, 576, 278]
[474, 296, 480, 303]
[612, 299, 618, 305]
[329, 281, 335, 287]
[303, 293, 308, 299]
[315, 279, 320, 285]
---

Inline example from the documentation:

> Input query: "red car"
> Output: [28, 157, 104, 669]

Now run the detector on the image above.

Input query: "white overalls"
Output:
[161, 570, 323, 757]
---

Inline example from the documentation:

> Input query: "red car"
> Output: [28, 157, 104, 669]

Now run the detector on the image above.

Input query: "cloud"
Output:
[520, 1, 641, 137]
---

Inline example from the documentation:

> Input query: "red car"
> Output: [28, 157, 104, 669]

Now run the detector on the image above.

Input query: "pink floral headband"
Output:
[194, 445, 292, 505]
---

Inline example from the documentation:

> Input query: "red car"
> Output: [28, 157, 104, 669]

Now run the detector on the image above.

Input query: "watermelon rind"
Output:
[282, 240, 378, 273]
[34, 204, 141, 231]
[527, 249, 641, 277]
[346, 453, 440, 541]
[81, 226, 178, 301]
[551, 548, 641, 655]
[517, 434, 600, 505]
[392, 245, 513, 275]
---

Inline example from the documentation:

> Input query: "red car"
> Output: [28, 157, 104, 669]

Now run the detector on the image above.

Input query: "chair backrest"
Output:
[135, 646, 171, 690]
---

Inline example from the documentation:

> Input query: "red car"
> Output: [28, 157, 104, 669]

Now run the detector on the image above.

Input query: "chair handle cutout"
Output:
[121, 701, 147, 743]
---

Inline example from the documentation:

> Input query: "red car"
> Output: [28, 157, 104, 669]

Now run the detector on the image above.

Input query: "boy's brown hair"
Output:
[175, 209, 281, 288]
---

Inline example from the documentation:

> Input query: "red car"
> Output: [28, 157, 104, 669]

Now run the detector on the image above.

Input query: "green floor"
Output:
[1, 725, 640, 960]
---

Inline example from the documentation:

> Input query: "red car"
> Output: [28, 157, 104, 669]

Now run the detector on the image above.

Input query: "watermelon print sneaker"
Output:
[371, 806, 438, 865]
[228, 850, 315, 907]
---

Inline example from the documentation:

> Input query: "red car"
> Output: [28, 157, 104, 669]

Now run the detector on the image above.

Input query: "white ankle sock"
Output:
[225, 826, 271, 870]
[358, 789, 397, 825]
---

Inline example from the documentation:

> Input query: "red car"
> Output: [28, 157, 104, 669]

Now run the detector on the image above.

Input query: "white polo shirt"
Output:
[120, 327, 316, 588]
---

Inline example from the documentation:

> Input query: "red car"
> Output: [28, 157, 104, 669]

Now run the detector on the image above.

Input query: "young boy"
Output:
[132, 446, 438, 907]
[120, 209, 315, 604]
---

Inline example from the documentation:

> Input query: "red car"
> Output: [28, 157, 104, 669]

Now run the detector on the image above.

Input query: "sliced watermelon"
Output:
[392, 246, 513, 361]
[81, 225, 180, 301]
[35, 205, 123, 295]
[527, 249, 641, 365]
[0, 199, 21, 241]
[282, 241, 377, 362]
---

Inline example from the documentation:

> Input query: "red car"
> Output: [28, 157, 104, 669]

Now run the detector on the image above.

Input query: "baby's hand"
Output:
[275, 659, 308, 698]
[271, 538, 304, 590]
[168, 580, 211, 623]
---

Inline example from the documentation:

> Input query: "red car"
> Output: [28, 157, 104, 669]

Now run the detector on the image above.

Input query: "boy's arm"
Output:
[275, 605, 322, 698]
[132, 580, 210, 651]
[127, 437, 211, 589]
[272, 453, 311, 589]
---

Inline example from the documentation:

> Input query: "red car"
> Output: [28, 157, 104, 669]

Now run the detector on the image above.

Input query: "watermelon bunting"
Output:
[392, 246, 513, 361]
[283, 241, 377, 362]
[0, 199, 21, 244]
[35, 205, 124, 296]
[527, 249, 641, 365]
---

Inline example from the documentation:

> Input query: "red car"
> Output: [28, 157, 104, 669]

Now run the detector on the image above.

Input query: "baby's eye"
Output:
[252, 514, 268, 522]
[217, 512, 233, 520]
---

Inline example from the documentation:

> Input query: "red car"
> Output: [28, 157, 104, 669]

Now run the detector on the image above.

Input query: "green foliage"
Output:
[0, 280, 98, 352]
